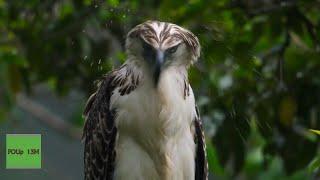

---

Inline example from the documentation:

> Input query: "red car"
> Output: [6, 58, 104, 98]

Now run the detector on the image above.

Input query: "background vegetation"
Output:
[1, 0, 320, 179]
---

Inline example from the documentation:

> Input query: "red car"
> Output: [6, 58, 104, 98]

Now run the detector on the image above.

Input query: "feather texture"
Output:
[194, 106, 208, 180]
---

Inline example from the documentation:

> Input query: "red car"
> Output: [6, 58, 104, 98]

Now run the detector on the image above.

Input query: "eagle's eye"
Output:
[142, 40, 154, 52]
[166, 44, 179, 54]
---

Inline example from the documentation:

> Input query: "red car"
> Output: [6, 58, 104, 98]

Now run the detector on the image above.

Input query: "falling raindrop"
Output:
[94, 4, 98, 8]
[98, 59, 101, 64]
[84, 56, 88, 61]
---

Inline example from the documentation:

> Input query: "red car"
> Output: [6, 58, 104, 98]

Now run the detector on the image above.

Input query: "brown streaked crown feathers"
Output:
[126, 20, 200, 64]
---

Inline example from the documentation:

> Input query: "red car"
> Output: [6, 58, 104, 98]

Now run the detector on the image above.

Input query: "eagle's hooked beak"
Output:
[153, 50, 165, 85]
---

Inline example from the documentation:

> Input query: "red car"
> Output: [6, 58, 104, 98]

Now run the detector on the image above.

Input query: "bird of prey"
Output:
[82, 20, 208, 180]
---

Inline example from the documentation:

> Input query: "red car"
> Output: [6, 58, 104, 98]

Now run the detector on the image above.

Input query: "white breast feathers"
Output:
[111, 65, 197, 180]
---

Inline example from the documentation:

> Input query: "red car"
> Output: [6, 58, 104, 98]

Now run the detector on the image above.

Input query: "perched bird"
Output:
[82, 20, 208, 180]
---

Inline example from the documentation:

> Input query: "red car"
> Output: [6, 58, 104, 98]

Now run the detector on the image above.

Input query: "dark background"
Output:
[0, 0, 320, 179]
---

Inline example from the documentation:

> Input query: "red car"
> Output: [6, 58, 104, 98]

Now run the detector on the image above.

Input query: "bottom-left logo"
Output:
[6, 134, 41, 169]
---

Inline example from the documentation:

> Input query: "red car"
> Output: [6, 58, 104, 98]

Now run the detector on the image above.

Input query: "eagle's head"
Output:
[125, 20, 200, 85]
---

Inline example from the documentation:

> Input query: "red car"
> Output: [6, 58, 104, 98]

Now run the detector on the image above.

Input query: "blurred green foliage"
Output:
[0, 0, 320, 179]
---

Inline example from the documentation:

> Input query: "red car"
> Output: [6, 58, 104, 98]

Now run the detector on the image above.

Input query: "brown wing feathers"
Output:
[83, 65, 139, 180]
[194, 106, 208, 180]
[83, 73, 118, 180]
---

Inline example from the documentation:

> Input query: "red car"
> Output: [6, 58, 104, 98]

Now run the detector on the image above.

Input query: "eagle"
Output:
[82, 20, 208, 180]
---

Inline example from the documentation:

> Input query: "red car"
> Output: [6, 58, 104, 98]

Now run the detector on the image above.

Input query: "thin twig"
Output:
[294, 8, 320, 51]
[248, 2, 296, 17]
[258, 29, 291, 90]
[277, 29, 291, 91]
[226, 0, 297, 17]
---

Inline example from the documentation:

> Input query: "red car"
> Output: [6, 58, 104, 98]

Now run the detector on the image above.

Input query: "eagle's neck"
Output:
[126, 59, 191, 136]
[153, 66, 193, 179]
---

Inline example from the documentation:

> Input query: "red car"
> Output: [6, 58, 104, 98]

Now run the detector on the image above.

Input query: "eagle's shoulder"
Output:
[83, 64, 140, 119]
[82, 64, 140, 180]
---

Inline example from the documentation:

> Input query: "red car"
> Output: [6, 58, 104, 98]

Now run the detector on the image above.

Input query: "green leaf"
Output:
[309, 129, 320, 136]
[107, 0, 119, 7]
[206, 141, 224, 175]
[308, 155, 320, 173]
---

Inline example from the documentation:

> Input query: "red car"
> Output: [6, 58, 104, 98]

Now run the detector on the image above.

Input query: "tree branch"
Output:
[277, 30, 291, 91]
[294, 8, 320, 51]
[16, 94, 82, 139]
[43, 0, 107, 41]
[226, 0, 297, 17]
